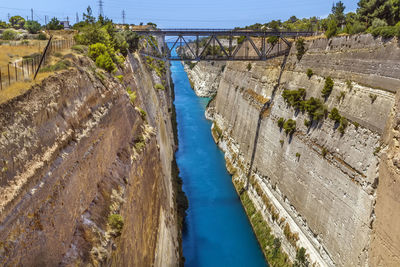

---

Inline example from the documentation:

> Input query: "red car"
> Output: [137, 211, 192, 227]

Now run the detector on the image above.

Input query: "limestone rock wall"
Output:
[183, 61, 225, 97]
[192, 34, 400, 266]
[0, 52, 181, 266]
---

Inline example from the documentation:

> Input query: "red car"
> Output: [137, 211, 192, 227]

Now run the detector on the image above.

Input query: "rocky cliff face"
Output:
[0, 51, 183, 266]
[187, 34, 400, 266]
[183, 61, 225, 97]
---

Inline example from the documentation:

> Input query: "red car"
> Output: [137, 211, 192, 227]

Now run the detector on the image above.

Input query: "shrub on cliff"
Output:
[329, 107, 341, 123]
[282, 88, 306, 110]
[247, 63, 252, 71]
[295, 38, 305, 61]
[338, 116, 348, 134]
[277, 117, 285, 129]
[306, 69, 313, 79]
[96, 53, 116, 73]
[154, 83, 165, 90]
[321, 77, 334, 99]
[108, 214, 124, 236]
[294, 247, 309, 267]
[283, 119, 296, 135]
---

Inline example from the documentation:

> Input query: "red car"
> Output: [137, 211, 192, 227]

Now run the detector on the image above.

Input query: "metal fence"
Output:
[0, 37, 75, 90]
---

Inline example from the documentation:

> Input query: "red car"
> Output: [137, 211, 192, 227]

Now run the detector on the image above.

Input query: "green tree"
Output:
[332, 1, 346, 26]
[272, 238, 281, 258]
[83, 6, 96, 24]
[1, 29, 17, 40]
[357, 0, 400, 26]
[322, 76, 334, 98]
[9, 15, 25, 29]
[289, 16, 298, 23]
[294, 247, 309, 267]
[0, 20, 8, 29]
[295, 38, 305, 60]
[329, 108, 341, 123]
[47, 17, 63, 30]
[25, 20, 41, 34]
[325, 19, 338, 38]
[123, 31, 140, 52]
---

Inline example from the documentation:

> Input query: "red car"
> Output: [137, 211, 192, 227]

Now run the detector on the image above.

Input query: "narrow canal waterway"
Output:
[171, 59, 267, 267]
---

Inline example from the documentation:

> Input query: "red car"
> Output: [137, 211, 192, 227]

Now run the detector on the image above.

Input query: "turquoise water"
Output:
[171, 59, 267, 267]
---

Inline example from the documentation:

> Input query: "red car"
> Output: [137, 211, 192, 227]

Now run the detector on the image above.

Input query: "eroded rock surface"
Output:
[188, 34, 400, 266]
[0, 53, 182, 266]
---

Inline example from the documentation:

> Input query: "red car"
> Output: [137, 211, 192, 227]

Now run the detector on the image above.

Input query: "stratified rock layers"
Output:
[0, 53, 181, 266]
[188, 34, 400, 266]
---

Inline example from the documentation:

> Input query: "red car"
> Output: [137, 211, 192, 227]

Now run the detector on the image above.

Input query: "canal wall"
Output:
[0, 48, 184, 265]
[186, 34, 400, 266]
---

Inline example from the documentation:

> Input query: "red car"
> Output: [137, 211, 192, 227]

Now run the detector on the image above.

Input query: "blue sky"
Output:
[1, 0, 359, 28]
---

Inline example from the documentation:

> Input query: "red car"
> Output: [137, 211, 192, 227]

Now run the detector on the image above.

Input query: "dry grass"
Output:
[0, 41, 48, 69]
[0, 72, 51, 104]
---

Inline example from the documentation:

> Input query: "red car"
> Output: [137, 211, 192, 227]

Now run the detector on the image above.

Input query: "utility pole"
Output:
[98, 0, 104, 17]
[76, 12, 79, 23]
[7, 13, 10, 21]
[122, 10, 125, 25]
[45, 16, 47, 25]
[66, 16, 69, 24]
[31, 8, 33, 21]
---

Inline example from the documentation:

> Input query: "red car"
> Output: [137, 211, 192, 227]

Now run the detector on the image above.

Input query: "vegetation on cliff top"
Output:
[235, 0, 400, 39]
[72, 6, 139, 73]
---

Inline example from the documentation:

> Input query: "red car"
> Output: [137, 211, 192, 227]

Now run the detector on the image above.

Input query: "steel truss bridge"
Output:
[132, 29, 313, 61]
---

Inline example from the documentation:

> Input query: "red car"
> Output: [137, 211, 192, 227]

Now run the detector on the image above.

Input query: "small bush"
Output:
[282, 88, 306, 110]
[1, 30, 17, 40]
[138, 108, 147, 120]
[37, 32, 47, 40]
[329, 108, 341, 123]
[247, 63, 252, 71]
[295, 247, 309, 267]
[267, 36, 279, 45]
[54, 52, 63, 58]
[39, 60, 71, 72]
[303, 97, 327, 121]
[304, 119, 311, 127]
[338, 117, 348, 134]
[369, 93, 377, 103]
[96, 53, 116, 73]
[127, 88, 136, 104]
[322, 147, 328, 157]
[283, 119, 296, 135]
[71, 45, 87, 54]
[154, 83, 165, 90]
[353, 121, 359, 129]
[108, 214, 124, 236]
[88, 43, 108, 61]
[306, 69, 313, 79]
[277, 117, 285, 128]
[321, 77, 334, 99]
[346, 80, 353, 91]
[296, 38, 305, 60]
[374, 146, 381, 156]
[279, 139, 284, 146]
[296, 152, 301, 158]
[337, 91, 346, 102]
[115, 75, 123, 82]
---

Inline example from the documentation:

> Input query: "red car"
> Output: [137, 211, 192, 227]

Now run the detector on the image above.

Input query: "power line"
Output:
[98, 0, 104, 17]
